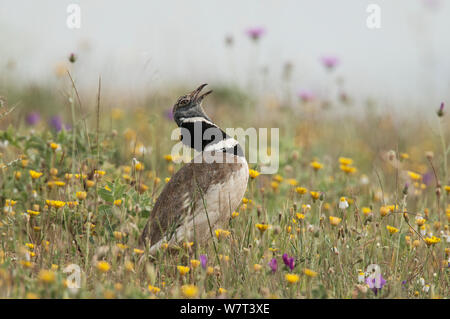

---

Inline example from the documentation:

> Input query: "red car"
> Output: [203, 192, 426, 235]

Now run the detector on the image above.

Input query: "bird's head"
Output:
[172, 83, 213, 127]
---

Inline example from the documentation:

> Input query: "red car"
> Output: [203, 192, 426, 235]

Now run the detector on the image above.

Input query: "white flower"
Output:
[422, 285, 430, 293]
[339, 197, 349, 210]
[418, 277, 425, 286]
[360, 174, 369, 185]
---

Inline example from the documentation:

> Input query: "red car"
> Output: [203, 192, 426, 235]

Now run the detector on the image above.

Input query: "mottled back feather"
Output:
[140, 152, 244, 247]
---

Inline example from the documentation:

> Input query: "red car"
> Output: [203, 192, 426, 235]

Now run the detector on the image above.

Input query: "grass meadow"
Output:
[0, 64, 449, 299]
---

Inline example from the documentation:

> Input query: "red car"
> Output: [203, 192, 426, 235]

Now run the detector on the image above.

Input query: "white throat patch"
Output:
[204, 137, 239, 152]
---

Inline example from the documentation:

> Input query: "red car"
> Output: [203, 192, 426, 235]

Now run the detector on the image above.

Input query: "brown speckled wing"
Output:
[140, 152, 243, 247]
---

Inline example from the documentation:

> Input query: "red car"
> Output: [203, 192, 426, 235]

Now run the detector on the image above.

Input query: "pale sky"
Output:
[0, 0, 449, 108]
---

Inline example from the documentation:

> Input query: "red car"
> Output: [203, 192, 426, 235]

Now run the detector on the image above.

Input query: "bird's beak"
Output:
[190, 83, 212, 102]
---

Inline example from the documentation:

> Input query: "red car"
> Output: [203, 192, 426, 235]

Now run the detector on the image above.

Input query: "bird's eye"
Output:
[179, 98, 189, 106]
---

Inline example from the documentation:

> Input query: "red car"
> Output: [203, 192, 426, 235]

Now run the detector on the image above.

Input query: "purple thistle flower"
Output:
[282, 253, 295, 271]
[200, 255, 207, 269]
[268, 258, 277, 273]
[26, 111, 41, 126]
[320, 55, 339, 70]
[298, 90, 315, 102]
[365, 274, 386, 295]
[49, 115, 63, 132]
[422, 171, 433, 186]
[245, 27, 266, 41]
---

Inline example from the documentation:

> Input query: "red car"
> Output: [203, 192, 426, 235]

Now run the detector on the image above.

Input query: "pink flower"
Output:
[245, 27, 266, 41]
[298, 90, 315, 102]
[320, 55, 339, 70]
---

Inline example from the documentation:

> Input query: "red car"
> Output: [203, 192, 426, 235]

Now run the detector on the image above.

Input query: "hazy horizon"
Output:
[1, 0, 449, 109]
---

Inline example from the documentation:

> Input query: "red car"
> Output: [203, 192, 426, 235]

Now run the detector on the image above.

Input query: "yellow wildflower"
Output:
[116, 243, 128, 250]
[38, 270, 56, 284]
[273, 174, 283, 182]
[96, 261, 111, 273]
[286, 179, 298, 186]
[386, 225, 399, 234]
[29, 170, 43, 179]
[295, 187, 308, 195]
[148, 285, 161, 294]
[26, 292, 39, 299]
[86, 180, 95, 188]
[181, 284, 198, 298]
[362, 207, 372, 216]
[76, 191, 87, 200]
[215, 229, 231, 239]
[94, 170, 106, 177]
[113, 231, 126, 240]
[183, 242, 193, 248]
[177, 266, 190, 276]
[20, 260, 33, 268]
[46, 200, 66, 209]
[329, 216, 342, 226]
[125, 261, 134, 272]
[26, 210, 40, 216]
[190, 259, 201, 268]
[424, 236, 440, 247]
[340, 165, 357, 174]
[134, 161, 145, 171]
[271, 181, 279, 191]
[253, 264, 262, 272]
[218, 288, 227, 295]
[285, 273, 300, 284]
[400, 153, 409, 160]
[255, 223, 269, 233]
[310, 161, 323, 171]
[380, 206, 390, 217]
[339, 157, 353, 166]
[310, 191, 320, 200]
[415, 216, 426, 226]
[304, 268, 318, 277]
[407, 171, 422, 181]
[249, 169, 260, 179]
